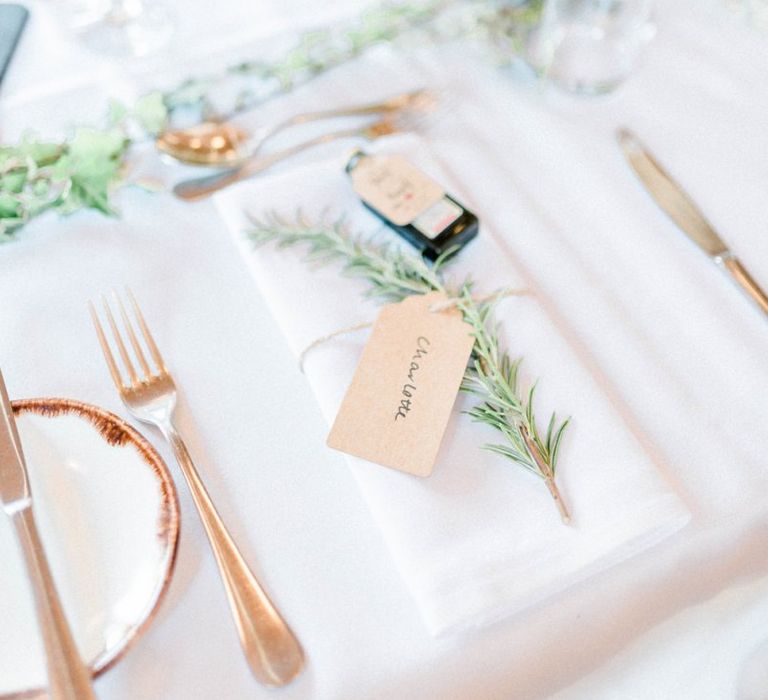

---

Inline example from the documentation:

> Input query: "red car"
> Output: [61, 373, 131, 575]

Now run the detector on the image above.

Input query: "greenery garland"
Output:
[0, 0, 543, 241]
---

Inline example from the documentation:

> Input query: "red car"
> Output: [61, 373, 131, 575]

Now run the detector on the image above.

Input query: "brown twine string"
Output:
[298, 287, 529, 372]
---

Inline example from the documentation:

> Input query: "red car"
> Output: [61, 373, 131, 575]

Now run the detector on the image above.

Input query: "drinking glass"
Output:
[528, 0, 656, 95]
[72, 0, 174, 57]
[726, 0, 768, 31]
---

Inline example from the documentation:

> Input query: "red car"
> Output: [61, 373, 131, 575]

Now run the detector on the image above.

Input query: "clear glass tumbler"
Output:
[726, 0, 768, 32]
[70, 0, 175, 57]
[528, 0, 656, 95]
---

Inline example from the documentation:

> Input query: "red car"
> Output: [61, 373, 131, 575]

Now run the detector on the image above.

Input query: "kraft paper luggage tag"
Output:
[327, 291, 475, 477]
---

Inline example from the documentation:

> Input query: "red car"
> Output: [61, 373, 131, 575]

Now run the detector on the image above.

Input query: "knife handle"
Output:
[719, 255, 768, 318]
[13, 507, 97, 700]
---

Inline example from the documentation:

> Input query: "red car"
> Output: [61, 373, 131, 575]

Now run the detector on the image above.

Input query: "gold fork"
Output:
[89, 290, 304, 687]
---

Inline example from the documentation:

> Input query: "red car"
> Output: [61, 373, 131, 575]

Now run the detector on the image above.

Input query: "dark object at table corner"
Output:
[0, 4, 29, 90]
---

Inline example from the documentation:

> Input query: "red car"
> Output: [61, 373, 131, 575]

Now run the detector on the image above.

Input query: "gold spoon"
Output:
[173, 118, 404, 201]
[156, 88, 437, 167]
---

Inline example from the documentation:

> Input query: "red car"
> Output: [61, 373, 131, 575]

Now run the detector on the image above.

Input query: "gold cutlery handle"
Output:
[13, 507, 97, 700]
[163, 425, 304, 686]
[215, 87, 427, 128]
[173, 125, 367, 201]
[272, 89, 426, 133]
[720, 256, 768, 317]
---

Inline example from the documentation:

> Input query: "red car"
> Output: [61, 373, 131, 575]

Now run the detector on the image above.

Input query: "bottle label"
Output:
[350, 154, 445, 226]
[412, 198, 463, 239]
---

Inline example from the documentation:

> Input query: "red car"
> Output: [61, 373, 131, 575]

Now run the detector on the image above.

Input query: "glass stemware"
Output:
[73, 0, 174, 57]
[527, 0, 657, 95]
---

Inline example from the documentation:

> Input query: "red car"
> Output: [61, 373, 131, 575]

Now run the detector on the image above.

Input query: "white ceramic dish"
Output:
[0, 399, 180, 699]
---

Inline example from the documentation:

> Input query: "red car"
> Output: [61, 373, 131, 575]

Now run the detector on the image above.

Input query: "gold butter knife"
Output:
[617, 128, 768, 318]
[0, 371, 97, 700]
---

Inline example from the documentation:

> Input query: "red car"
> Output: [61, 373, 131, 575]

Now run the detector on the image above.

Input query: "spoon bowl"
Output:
[156, 122, 251, 166]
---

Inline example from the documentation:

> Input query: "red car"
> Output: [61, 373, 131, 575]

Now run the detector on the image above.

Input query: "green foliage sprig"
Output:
[0, 129, 129, 241]
[247, 212, 571, 522]
[172, 0, 452, 123]
[0, 0, 544, 240]
[149, 0, 544, 130]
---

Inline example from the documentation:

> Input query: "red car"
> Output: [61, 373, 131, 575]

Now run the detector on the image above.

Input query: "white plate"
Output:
[0, 399, 180, 699]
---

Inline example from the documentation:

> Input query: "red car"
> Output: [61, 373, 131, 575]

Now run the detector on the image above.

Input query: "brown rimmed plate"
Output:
[0, 399, 180, 699]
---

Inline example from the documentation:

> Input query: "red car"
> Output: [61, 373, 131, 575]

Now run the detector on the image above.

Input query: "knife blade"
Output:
[0, 369, 30, 514]
[0, 370, 97, 699]
[617, 128, 768, 318]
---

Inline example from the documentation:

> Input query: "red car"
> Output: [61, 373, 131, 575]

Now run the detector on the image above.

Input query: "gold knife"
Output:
[617, 128, 768, 318]
[0, 371, 97, 700]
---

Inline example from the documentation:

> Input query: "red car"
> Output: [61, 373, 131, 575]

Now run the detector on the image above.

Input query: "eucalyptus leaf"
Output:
[51, 127, 128, 215]
[0, 192, 20, 218]
[0, 128, 129, 238]
[133, 91, 168, 135]
[107, 99, 129, 127]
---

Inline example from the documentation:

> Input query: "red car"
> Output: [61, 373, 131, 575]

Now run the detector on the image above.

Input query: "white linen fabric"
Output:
[213, 142, 690, 635]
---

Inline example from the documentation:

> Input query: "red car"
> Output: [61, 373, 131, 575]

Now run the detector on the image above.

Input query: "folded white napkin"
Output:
[214, 138, 690, 635]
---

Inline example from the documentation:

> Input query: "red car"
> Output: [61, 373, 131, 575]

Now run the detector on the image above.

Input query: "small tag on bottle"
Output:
[412, 198, 463, 239]
[327, 292, 475, 477]
[349, 154, 445, 226]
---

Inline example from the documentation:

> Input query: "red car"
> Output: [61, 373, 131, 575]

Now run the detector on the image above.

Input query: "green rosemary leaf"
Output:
[433, 244, 461, 271]
[545, 411, 557, 458]
[482, 444, 539, 475]
[550, 417, 570, 475]
[525, 382, 538, 435]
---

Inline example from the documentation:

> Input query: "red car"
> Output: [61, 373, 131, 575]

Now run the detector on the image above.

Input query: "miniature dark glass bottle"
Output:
[346, 150, 478, 261]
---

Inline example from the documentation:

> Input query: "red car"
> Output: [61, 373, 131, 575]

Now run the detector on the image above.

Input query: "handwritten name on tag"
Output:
[327, 292, 475, 477]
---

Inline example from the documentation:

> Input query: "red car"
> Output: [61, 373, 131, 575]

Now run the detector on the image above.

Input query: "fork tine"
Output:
[89, 301, 125, 391]
[115, 292, 152, 378]
[102, 295, 138, 386]
[127, 288, 167, 373]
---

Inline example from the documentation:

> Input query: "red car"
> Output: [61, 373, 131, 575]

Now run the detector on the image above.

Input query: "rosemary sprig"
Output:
[247, 212, 571, 522]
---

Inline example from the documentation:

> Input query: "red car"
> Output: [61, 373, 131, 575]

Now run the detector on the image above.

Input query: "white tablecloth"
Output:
[2, 1, 768, 698]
